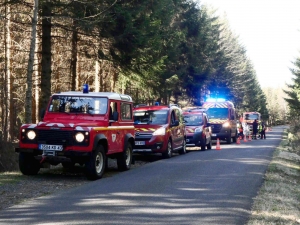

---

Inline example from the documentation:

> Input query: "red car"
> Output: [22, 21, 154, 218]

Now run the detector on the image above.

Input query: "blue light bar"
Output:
[206, 98, 226, 102]
[83, 84, 89, 93]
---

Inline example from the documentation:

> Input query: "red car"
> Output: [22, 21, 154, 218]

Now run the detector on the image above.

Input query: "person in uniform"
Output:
[252, 119, 258, 139]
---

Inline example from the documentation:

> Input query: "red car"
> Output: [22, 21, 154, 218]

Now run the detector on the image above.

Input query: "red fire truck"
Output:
[242, 112, 261, 135]
[15, 85, 135, 180]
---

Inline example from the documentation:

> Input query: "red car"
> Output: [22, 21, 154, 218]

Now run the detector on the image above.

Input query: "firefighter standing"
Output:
[238, 124, 244, 139]
[260, 121, 266, 139]
[252, 119, 258, 139]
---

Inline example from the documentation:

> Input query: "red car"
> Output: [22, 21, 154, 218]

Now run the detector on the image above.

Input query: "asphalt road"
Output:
[0, 126, 286, 225]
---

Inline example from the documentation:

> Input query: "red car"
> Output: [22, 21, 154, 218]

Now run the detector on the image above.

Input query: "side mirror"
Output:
[40, 109, 45, 121]
[172, 120, 179, 127]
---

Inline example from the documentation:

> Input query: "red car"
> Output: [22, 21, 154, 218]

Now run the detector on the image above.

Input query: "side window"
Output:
[121, 103, 132, 120]
[171, 110, 175, 124]
[203, 116, 207, 125]
[109, 101, 118, 120]
[230, 109, 235, 120]
[175, 109, 179, 121]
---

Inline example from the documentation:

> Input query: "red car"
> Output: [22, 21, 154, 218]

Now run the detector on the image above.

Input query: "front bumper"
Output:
[186, 133, 204, 147]
[133, 135, 167, 153]
[15, 147, 92, 164]
[211, 128, 231, 140]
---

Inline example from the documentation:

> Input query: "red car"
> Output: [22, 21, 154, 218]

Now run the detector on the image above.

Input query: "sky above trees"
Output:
[199, 0, 300, 88]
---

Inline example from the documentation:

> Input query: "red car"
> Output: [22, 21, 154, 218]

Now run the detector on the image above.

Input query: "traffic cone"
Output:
[248, 134, 252, 141]
[236, 136, 241, 144]
[243, 134, 247, 142]
[216, 138, 221, 150]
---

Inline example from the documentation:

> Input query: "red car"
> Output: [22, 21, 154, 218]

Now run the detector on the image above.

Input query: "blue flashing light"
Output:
[206, 98, 226, 102]
[154, 102, 160, 106]
[83, 84, 89, 93]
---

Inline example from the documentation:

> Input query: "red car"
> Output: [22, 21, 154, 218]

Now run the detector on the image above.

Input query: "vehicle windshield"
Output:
[48, 96, 108, 114]
[244, 114, 260, 120]
[183, 114, 203, 126]
[134, 110, 168, 125]
[206, 108, 228, 120]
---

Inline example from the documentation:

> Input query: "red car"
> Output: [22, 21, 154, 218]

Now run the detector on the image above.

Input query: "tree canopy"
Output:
[0, 0, 271, 141]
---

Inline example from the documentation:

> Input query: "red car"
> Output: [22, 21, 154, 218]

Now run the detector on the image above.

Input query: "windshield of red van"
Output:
[134, 110, 168, 125]
[183, 114, 203, 126]
[48, 95, 108, 114]
[244, 114, 260, 120]
[206, 108, 228, 120]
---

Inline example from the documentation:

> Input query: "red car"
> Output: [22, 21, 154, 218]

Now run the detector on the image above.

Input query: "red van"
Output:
[183, 108, 212, 151]
[133, 104, 186, 158]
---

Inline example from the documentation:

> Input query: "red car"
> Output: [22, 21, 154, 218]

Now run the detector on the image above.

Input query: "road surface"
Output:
[0, 126, 286, 225]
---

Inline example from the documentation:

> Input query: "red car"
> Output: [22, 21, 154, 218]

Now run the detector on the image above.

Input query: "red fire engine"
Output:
[15, 85, 135, 180]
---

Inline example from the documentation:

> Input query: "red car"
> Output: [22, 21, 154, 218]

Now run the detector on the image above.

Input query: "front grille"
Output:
[211, 124, 222, 133]
[135, 136, 152, 141]
[37, 130, 73, 146]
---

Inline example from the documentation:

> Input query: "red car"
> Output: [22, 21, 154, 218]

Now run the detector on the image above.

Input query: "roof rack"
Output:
[134, 104, 147, 108]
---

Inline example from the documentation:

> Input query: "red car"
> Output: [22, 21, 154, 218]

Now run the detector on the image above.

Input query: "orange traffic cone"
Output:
[248, 134, 252, 141]
[243, 134, 248, 142]
[216, 138, 221, 150]
[236, 136, 241, 144]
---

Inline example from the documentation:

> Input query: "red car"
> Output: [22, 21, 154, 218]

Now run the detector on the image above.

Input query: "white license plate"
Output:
[38, 144, 63, 151]
[212, 134, 217, 137]
[135, 141, 145, 145]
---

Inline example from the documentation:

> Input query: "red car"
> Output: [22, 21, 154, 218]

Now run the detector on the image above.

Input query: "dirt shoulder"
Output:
[0, 158, 149, 211]
[246, 130, 300, 224]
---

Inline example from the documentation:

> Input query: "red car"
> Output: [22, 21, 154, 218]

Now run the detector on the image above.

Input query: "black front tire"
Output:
[19, 152, 40, 175]
[117, 142, 133, 171]
[178, 139, 186, 155]
[207, 138, 212, 150]
[201, 138, 206, 151]
[85, 145, 106, 180]
[226, 133, 232, 144]
[162, 140, 172, 159]
[232, 131, 237, 143]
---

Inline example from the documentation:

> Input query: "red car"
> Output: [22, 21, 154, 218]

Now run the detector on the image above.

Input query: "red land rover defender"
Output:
[133, 104, 186, 158]
[183, 108, 212, 151]
[15, 86, 135, 180]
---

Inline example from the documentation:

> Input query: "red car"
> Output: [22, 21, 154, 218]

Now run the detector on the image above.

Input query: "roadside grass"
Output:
[247, 130, 300, 225]
[0, 171, 22, 186]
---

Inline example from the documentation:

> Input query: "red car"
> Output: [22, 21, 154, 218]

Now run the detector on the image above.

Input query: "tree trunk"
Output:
[40, 0, 52, 114]
[25, 0, 38, 124]
[70, 20, 78, 91]
[4, 2, 11, 142]
[95, 60, 100, 92]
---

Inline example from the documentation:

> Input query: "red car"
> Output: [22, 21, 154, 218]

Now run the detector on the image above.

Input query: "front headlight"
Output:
[195, 127, 203, 133]
[75, 132, 85, 142]
[153, 127, 166, 136]
[222, 121, 230, 127]
[26, 130, 36, 140]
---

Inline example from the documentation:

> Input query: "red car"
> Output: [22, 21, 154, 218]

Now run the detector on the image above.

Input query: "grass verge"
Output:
[247, 130, 300, 225]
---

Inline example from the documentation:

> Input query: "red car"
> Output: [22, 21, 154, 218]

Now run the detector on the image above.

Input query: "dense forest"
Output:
[0, 0, 289, 143]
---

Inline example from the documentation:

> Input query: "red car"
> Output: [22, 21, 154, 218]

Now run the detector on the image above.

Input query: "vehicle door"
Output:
[204, 115, 212, 139]
[170, 109, 182, 149]
[107, 101, 121, 153]
[230, 108, 237, 135]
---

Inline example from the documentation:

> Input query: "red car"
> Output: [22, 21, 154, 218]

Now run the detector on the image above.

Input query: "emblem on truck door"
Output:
[112, 134, 116, 142]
